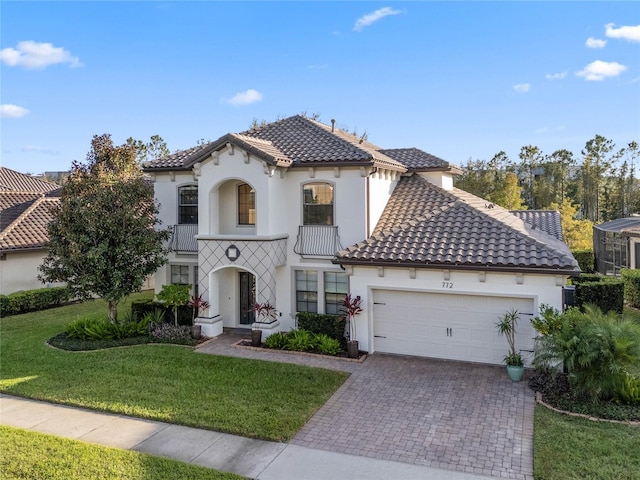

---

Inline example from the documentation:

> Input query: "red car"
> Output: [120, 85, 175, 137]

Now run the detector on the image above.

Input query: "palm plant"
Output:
[496, 309, 523, 366]
[340, 294, 363, 342]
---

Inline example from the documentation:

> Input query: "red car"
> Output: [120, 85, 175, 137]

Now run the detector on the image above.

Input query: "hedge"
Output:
[621, 268, 640, 309]
[296, 312, 346, 347]
[574, 277, 624, 314]
[131, 300, 193, 325]
[572, 249, 595, 274]
[0, 286, 71, 317]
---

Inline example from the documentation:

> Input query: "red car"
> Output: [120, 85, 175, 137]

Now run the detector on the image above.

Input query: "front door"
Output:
[239, 271, 256, 325]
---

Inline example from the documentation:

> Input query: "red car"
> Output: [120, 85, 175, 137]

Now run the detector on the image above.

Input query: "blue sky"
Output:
[1, 1, 639, 174]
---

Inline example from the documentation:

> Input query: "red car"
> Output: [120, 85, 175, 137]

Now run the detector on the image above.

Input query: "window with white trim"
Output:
[295, 270, 318, 313]
[170, 265, 190, 285]
[238, 183, 255, 225]
[303, 182, 334, 225]
[178, 185, 198, 224]
[324, 271, 348, 315]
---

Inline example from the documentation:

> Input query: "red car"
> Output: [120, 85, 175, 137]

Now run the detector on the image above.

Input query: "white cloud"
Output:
[0, 104, 29, 118]
[513, 83, 530, 93]
[21, 145, 59, 155]
[586, 37, 607, 48]
[353, 7, 401, 32]
[545, 71, 567, 80]
[605, 23, 640, 42]
[0, 40, 82, 69]
[576, 60, 627, 81]
[221, 89, 263, 106]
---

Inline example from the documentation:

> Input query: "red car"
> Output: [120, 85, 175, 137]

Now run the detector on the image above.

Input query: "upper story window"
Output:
[238, 183, 255, 225]
[178, 185, 198, 225]
[178, 185, 198, 224]
[303, 182, 334, 225]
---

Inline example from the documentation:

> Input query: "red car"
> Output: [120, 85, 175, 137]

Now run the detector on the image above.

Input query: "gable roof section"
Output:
[0, 167, 61, 194]
[0, 194, 57, 252]
[510, 210, 563, 241]
[144, 115, 410, 172]
[337, 174, 579, 274]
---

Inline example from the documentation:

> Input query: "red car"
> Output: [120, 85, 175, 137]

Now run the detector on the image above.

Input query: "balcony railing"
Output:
[293, 225, 343, 257]
[170, 224, 198, 253]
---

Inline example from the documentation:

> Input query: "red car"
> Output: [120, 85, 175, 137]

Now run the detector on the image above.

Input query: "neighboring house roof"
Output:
[0, 194, 57, 252]
[337, 174, 579, 274]
[0, 169, 60, 252]
[594, 216, 640, 233]
[0, 167, 61, 194]
[510, 210, 564, 241]
[143, 115, 455, 174]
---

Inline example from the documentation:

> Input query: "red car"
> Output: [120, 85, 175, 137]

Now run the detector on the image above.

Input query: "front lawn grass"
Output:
[534, 404, 640, 480]
[0, 292, 348, 442]
[0, 425, 245, 480]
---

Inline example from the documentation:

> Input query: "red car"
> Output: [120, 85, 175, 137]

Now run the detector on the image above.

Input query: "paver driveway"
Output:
[197, 334, 534, 480]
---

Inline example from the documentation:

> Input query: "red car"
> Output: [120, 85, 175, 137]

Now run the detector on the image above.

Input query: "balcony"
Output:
[293, 225, 343, 257]
[170, 224, 198, 253]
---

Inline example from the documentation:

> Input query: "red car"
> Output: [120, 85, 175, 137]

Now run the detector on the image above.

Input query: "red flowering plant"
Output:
[249, 302, 278, 329]
[188, 294, 210, 324]
[340, 294, 363, 341]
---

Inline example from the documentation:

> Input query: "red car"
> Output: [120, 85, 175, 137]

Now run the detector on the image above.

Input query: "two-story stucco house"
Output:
[144, 115, 579, 365]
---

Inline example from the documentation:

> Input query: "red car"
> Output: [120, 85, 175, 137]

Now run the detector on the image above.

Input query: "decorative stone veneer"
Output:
[198, 235, 288, 306]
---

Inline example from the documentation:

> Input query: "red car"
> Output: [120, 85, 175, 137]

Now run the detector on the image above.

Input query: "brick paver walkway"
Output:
[197, 333, 534, 480]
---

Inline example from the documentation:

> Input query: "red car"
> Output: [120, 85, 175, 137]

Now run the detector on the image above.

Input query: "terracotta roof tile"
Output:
[0, 195, 57, 251]
[380, 148, 462, 173]
[510, 210, 563, 241]
[337, 174, 578, 272]
[0, 167, 61, 193]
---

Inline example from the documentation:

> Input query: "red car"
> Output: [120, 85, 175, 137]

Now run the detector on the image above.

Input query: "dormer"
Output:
[378, 148, 462, 191]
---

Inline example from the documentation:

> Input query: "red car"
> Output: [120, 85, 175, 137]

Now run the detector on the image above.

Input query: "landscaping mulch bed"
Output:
[233, 339, 368, 363]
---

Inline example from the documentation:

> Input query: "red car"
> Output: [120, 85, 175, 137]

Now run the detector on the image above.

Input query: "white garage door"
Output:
[372, 290, 536, 365]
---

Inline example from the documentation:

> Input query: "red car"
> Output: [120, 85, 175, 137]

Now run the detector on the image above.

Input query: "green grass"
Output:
[0, 425, 245, 480]
[534, 404, 640, 480]
[0, 292, 349, 442]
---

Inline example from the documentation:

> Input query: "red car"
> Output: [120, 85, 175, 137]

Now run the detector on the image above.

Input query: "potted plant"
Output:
[156, 284, 190, 327]
[496, 309, 525, 381]
[341, 294, 363, 359]
[188, 294, 209, 339]
[249, 301, 278, 346]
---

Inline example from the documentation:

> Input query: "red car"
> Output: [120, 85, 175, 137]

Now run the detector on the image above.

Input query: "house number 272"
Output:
[442, 281, 453, 289]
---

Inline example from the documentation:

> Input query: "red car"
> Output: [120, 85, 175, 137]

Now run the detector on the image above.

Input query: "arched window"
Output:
[238, 183, 255, 225]
[303, 182, 333, 225]
[178, 185, 198, 224]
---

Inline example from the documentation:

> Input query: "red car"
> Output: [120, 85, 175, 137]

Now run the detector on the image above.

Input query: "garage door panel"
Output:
[373, 290, 536, 365]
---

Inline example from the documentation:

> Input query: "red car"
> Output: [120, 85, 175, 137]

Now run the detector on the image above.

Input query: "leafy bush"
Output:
[571, 273, 603, 284]
[65, 314, 150, 340]
[264, 332, 290, 349]
[296, 312, 345, 346]
[285, 329, 315, 352]
[531, 304, 564, 336]
[533, 304, 640, 404]
[131, 300, 191, 326]
[314, 334, 342, 355]
[575, 278, 624, 314]
[572, 249, 595, 273]
[0, 287, 70, 316]
[616, 374, 640, 405]
[149, 323, 192, 344]
[621, 268, 640, 308]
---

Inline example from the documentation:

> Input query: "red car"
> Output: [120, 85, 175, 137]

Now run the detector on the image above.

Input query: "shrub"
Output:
[0, 286, 70, 316]
[571, 273, 604, 284]
[572, 249, 595, 273]
[149, 323, 192, 344]
[296, 312, 345, 346]
[534, 305, 640, 404]
[131, 300, 191, 326]
[621, 268, 640, 308]
[531, 304, 563, 336]
[65, 314, 150, 340]
[285, 329, 315, 352]
[574, 278, 624, 314]
[314, 334, 342, 355]
[616, 374, 640, 406]
[264, 331, 290, 349]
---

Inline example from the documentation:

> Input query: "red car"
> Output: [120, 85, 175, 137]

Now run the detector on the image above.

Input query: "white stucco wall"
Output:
[346, 265, 568, 354]
[367, 170, 398, 235]
[0, 250, 63, 294]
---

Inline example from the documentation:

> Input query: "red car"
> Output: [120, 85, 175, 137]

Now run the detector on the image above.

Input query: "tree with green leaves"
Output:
[491, 172, 527, 210]
[126, 134, 170, 163]
[39, 134, 171, 322]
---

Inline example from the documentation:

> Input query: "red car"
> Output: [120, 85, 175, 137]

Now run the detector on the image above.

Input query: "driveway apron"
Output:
[197, 334, 535, 480]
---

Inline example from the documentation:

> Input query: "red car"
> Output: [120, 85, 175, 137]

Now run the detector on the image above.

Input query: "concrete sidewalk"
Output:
[1, 394, 498, 480]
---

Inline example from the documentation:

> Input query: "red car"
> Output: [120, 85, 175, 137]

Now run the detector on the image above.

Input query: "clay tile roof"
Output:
[510, 210, 563, 241]
[0, 195, 57, 251]
[337, 174, 579, 272]
[143, 115, 407, 171]
[379, 148, 462, 174]
[0, 167, 61, 194]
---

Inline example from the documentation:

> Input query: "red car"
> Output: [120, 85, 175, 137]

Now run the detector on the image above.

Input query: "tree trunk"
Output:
[108, 301, 118, 323]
